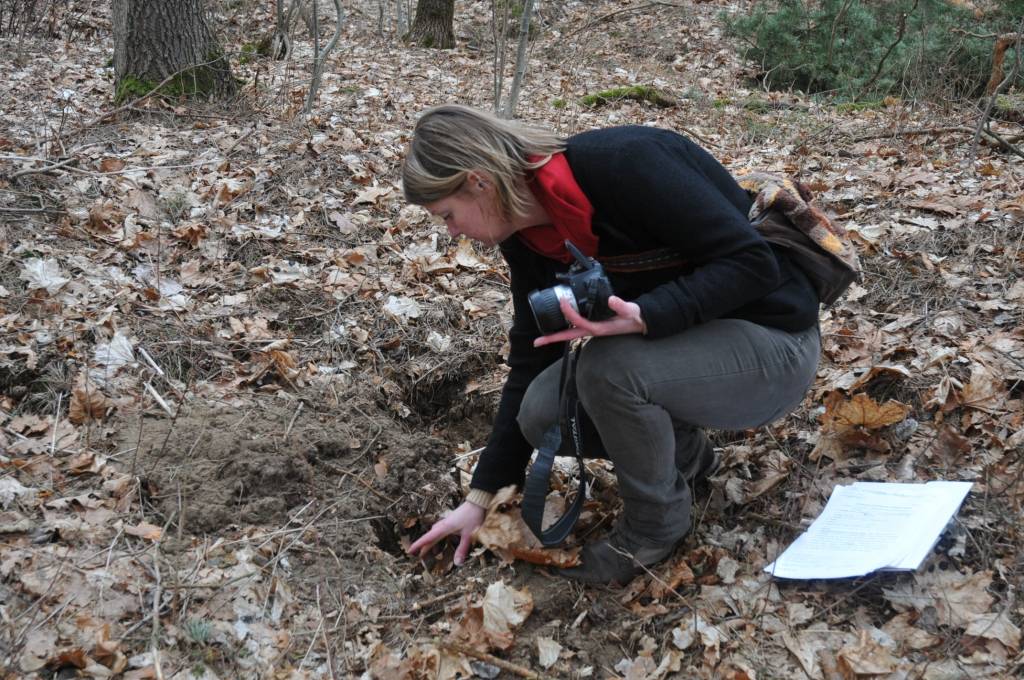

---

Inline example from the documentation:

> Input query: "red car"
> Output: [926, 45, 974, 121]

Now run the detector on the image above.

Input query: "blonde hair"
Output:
[402, 104, 565, 218]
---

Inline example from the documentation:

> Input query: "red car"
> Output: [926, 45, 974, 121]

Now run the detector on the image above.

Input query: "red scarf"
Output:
[518, 153, 598, 263]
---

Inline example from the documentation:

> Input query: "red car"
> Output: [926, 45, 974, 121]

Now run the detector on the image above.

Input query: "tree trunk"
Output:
[406, 0, 454, 49]
[112, 0, 236, 101]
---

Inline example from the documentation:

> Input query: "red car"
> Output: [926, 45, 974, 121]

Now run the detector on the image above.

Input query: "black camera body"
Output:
[528, 241, 615, 335]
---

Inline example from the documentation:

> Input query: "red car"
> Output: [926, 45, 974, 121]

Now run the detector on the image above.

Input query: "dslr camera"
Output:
[528, 241, 615, 335]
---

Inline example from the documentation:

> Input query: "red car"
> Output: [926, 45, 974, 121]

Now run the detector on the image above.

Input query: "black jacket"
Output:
[471, 126, 819, 493]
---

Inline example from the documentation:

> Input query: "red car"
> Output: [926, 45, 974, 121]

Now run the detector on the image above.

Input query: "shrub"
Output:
[0, 0, 58, 38]
[724, 0, 1024, 100]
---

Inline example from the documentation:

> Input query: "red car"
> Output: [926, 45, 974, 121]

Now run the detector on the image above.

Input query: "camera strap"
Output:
[521, 342, 588, 547]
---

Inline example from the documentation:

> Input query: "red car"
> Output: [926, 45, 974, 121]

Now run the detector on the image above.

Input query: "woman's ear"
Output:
[466, 170, 493, 193]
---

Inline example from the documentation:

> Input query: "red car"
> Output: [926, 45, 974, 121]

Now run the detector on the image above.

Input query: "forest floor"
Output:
[1, 0, 1023, 678]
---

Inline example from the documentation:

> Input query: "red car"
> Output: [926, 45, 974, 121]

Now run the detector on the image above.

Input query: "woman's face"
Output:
[423, 176, 518, 246]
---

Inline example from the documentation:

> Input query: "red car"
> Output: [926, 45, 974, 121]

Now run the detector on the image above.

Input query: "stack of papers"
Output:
[765, 481, 973, 579]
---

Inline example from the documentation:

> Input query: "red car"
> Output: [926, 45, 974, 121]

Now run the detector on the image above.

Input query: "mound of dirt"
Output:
[124, 405, 319, 533]
[119, 391, 467, 546]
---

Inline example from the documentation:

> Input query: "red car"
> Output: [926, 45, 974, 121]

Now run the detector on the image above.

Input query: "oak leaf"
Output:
[69, 386, 109, 425]
[822, 392, 909, 432]
[474, 487, 580, 568]
[837, 630, 902, 676]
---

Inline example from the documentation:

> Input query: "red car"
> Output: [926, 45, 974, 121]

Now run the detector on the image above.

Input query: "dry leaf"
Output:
[480, 581, 533, 649]
[474, 487, 580, 568]
[837, 630, 902, 676]
[20, 628, 58, 672]
[536, 636, 562, 669]
[933, 425, 972, 463]
[880, 612, 939, 650]
[958, 361, 1005, 412]
[124, 522, 163, 541]
[452, 580, 534, 651]
[783, 624, 858, 679]
[649, 558, 695, 598]
[353, 185, 392, 205]
[965, 612, 1021, 651]
[99, 157, 126, 172]
[93, 332, 135, 372]
[20, 258, 69, 294]
[454, 239, 490, 270]
[69, 386, 109, 424]
[822, 392, 910, 432]
[884, 569, 994, 629]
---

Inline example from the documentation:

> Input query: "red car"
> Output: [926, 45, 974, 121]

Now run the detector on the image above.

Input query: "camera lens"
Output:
[528, 285, 577, 335]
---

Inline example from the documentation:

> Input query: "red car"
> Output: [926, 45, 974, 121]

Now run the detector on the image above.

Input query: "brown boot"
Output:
[558, 524, 680, 585]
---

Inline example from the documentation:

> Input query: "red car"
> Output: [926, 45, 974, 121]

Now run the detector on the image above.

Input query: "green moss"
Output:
[994, 91, 1024, 121]
[115, 60, 233, 103]
[712, 97, 731, 109]
[836, 99, 885, 113]
[115, 75, 157, 102]
[239, 42, 258, 65]
[580, 85, 675, 108]
[552, 98, 566, 109]
[742, 98, 772, 113]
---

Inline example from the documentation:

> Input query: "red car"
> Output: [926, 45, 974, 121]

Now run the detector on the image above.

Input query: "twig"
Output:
[7, 155, 80, 181]
[284, 401, 304, 441]
[303, 0, 344, 114]
[49, 393, 63, 455]
[143, 539, 167, 680]
[971, 22, 1024, 165]
[564, 1, 684, 40]
[952, 28, 998, 41]
[264, 499, 345, 573]
[857, 0, 919, 98]
[137, 346, 165, 376]
[607, 543, 690, 604]
[321, 461, 399, 504]
[352, 404, 384, 458]
[166, 571, 258, 591]
[144, 382, 175, 417]
[410, 588, 468, 611]
[300, 590, 325, 670]
[318, 584, 337, 680]
[848, 124, 1024, 157]
[0, 206, 67, 214]
[439, 640, 543, 679]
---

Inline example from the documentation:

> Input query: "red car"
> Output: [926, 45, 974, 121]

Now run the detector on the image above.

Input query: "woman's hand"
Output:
[407, 501, 486, 567]
[534, 295, 646, 347]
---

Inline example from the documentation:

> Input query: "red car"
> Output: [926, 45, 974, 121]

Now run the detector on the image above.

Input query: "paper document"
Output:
[764, 481, 972, 579]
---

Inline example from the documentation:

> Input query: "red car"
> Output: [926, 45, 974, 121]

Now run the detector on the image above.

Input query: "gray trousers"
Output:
[517, 319, 821, 544]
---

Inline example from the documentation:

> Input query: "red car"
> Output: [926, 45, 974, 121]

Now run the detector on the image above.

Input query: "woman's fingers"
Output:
[454, 528, 474, 566]
[533, 296, 644, 346]
[559, 297, 592, 329]
[408, 521, 451, 556]
[533, 327, 586, 347]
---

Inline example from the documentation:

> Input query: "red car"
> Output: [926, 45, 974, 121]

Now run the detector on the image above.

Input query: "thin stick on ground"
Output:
[318, 584, 338, 680]
[439, 640, 544, 679]
[848, 124, 1024, 158]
